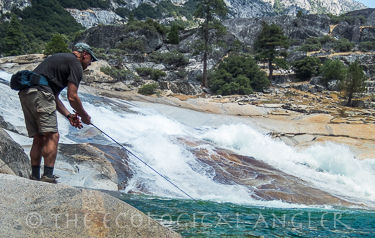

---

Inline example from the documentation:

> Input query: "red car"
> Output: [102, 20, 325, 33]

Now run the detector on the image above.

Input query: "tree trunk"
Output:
[202, 19, 209, 88]
[268, 58, 273, 81]
[203, 52, 208, 87]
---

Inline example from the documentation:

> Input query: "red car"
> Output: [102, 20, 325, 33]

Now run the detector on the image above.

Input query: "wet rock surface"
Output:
[181, 138, 364, 207]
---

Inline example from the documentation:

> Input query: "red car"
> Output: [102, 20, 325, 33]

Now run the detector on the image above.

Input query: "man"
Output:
[18, 43, 98, 183]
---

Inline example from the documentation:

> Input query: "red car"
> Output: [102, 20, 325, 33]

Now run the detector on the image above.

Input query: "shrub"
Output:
[321, 59, 347, 86]
[359, 41, 375, 52]
[118, 38, 145, 52]
[44, 33, 70, 55]
[93, 47, 109, 60]
[138, 83, 158, 95]
[167, 24, 180, 44]
[100, 66, 139, 81]
[334, 38, 353, 52]
[136, 67, 166, 80]
[328, 13, 367, 25]
[209, 54, 269, 95]
[300, 37, 321, 52]
[319, 35, 336, 44]
[291, 57, 321, 81]
[150, 51, 189, 67]
[136, 67, 153, 76]
[176, 70, 187, 79]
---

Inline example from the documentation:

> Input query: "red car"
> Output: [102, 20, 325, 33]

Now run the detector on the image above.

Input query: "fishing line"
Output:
[90, 123, 215, 214]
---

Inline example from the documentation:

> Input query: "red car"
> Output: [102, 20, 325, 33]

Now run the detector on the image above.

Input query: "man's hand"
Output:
[68, 113, 83, 129]
[80, 114, 91, 125]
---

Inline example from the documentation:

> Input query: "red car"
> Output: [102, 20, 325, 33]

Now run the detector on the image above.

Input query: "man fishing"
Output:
[18, 43, 97, 183]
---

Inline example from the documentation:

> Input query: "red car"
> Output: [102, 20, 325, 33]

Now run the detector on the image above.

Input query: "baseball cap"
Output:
[72, 43, 98, 62]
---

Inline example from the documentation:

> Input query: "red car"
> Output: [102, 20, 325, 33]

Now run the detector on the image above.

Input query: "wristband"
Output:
[66, 113, 72, 119]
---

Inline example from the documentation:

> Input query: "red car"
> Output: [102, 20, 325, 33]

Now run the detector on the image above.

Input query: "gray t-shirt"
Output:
[33, 53, 83, 95]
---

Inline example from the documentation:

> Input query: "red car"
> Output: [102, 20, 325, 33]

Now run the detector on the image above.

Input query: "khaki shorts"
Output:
[19, 88, 58, 137]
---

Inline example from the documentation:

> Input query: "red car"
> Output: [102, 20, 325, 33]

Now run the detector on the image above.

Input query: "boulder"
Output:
[75, 25, 163, 54]
[332, 21, 350, 39]
[327, 80, 339, 91]
[360, 27, 375, 43]
[0, 54, 45, 74]
[0, 128, 30, 178]
[0, 174, 181, 237]
[56, 143, 132, 191]
[309, 76, 323, 85]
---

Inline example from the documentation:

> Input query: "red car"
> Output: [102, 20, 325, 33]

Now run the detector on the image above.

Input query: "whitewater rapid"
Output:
[1, 71, 375, 208]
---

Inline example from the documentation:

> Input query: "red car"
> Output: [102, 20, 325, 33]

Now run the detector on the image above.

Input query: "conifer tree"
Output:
[193, 0, 228, 88]
[4, 14, 26, 56]
[167, 25, 180, 44]
[254, 21, 289, 81]
[340, 60, 367, 106]
[44, 33, 70, 56]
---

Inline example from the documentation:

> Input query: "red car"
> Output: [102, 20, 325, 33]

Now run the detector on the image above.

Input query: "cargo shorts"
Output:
[19, 88, 58, 137]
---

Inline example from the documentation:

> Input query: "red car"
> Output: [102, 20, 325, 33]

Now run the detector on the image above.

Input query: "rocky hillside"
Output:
[65, 0, 367, 28]
[0, 0, 367, 29]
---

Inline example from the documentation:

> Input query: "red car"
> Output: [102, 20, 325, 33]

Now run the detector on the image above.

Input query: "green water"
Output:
[116, 193, 375, 237]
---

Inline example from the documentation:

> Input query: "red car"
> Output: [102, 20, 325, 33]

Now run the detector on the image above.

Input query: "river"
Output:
[1, 71, 375, 237]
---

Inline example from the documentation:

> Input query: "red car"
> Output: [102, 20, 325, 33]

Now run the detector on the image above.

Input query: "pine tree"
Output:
[44, 33, 70, 55]
[193, 0, 228, 88]
[167, 25, 180, 44]
[254, 21, 289, 81]
[340, 60, 367, 106]
[4, 14, 26, 56]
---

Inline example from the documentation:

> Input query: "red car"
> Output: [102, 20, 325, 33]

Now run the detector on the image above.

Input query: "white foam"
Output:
[0, 71, 12, 81]
[199, 124, 375, 204]
[2, 69, 374, 208]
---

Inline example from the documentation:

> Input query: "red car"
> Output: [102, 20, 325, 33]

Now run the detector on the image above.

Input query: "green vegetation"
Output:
[167, 24, 184, 44]
[321, 59, 347, 86]
[100, 66, 139, 81]
[339, 60, 367, 106]
[44, 33, 70, 55]
[254, 21, 289, 81]
[209, 54, 269, 95]
[125, 18, 168, 35]
[291, 57, 321, 81]
[299, 35, 336, 52]
[118, 39, 145, 53]
[59, 0, 111, 10]
[136, 67, 167, 80]
[359, 41, 375, 52]
[328, 13, 366, 25]
[193, 0, 228, 87]
[3, 14, 27, 56]
[93, 48, 109, 60]
[150, 51, 189, 67]
[300, 37, 321, 52]
[333, 38, 353, 52]
[0, 0, 84, 56]
[138, 83, 159, 95]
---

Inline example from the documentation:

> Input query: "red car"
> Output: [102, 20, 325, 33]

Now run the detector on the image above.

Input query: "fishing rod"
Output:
[90, 123, 215, 214]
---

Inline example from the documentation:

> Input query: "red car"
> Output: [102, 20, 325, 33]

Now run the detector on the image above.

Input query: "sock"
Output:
[43, 165, 54, 178]
[31, 165, 41, 179]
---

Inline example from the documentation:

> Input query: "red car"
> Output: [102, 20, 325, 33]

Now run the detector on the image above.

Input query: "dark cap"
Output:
[72, 43, 98, 62]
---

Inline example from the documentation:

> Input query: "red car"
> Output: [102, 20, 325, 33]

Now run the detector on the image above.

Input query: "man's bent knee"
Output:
[45, 132, 59, 140]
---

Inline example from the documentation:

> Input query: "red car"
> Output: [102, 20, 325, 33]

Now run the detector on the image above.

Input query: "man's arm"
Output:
[55, 92, 70, 117]
[66, 81, 91, 125]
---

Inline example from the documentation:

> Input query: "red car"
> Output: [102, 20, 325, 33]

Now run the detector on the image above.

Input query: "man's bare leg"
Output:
[42, 132, 59, 167]
[30, 132, 59, 180]
[30, 134, 45, 167]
